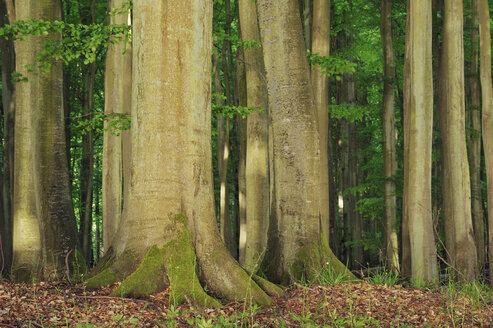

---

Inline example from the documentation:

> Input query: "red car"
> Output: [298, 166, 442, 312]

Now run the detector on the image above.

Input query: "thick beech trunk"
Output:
[403, 0, 438, 283]
[87, 0, 281, 306]
[256, 0, 352, 283]
[440, 0, 477, 281]
[238, 0, 270, 272]
[13, 0, 81, 281]
[102, 0, 132, 253]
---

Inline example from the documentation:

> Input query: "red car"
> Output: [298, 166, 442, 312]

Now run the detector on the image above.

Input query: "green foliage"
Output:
[0, 19, 131, 73]
[366, 268, 400, 286]
[309, 51, 357, 80]
[73, 112, 131, 136]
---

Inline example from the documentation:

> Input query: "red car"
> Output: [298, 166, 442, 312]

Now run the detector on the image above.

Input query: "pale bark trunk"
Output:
[311, 0, 330, 243]
[381, 0, 400, 273]
[256, 0, 350, 283]
[466, 0, 486, 269]
[403, 0, 438, 283]
[238, 0, 270, 272]
[13, 0, 80, 281]
[87, 0, 277, 305]
[237, 44, 247, 265]
[213, 54, 233, 253]
[440, 0, 477, 281]
[478, 0, 493, 283]
[102, 0, 132, 253]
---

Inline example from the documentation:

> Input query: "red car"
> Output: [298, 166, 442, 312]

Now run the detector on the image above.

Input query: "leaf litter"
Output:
[0, 279, 492, 327]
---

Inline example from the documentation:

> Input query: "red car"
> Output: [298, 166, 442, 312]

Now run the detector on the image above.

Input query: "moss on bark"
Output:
[291, 235, 356, 283]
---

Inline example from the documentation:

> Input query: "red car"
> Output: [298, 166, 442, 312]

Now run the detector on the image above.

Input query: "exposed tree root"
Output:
[86, 215, 282, 307]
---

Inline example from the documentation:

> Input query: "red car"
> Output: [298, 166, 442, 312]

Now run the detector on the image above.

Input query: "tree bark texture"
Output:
[13, 0, 80, 281]
[466, 0, 486, 269]
[478, 0, 493, 283]
[102, 0, 132, 254]
[87, 0, 279, 305]
[440, 0, 477, 281]
[403, 0, 438, 283]
[238, 0, 270, 273]
[311, 0, 331, 244]
[380, 0, 400, 274]
[256, 0, 351, 283]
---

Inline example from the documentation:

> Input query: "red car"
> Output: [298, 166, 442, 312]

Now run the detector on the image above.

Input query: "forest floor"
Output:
[0, 278, 492, 327]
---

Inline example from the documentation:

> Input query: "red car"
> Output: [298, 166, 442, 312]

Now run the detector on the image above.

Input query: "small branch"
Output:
[77, 295, 149, 303]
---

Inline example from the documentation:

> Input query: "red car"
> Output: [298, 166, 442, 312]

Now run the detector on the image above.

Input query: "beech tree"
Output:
[12, 0, 81, 281]
[102, 0, 132, 252]
[256, 0, 350, 283]
[86, 0, 281, 305]
[238, 0, 269, 272]
[440, 0, 477, 281]
[402, 0, 438, 283]
[478, 0, 493, 282]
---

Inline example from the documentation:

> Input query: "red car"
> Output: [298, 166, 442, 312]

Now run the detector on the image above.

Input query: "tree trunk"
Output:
[256, 0, 352, 283]
[440, 0, 477, 281]
[403, 0, 438, 283]
[237, 44, 247, 265]
[466, 0, 486, 270]
[87, 0, 281, 306]
[13, 0, 81, 281]
[381, 0, 399, 274]
[102, 0, 132, 254]
[311, 0, 331, 243]
[79, 62, 96, 266]
[478, 0, 493, 284]
[238, 0, 270, 272]
[0, 0, 14, 275]
[303, 0, 311, 51]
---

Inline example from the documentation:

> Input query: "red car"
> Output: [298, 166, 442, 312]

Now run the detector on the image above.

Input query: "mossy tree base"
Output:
[290, 235, 357, 284]
[87, 214, 281, 307]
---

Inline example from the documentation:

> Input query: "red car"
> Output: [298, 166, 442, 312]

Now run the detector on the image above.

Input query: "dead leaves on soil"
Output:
[0, 280, 492, 327]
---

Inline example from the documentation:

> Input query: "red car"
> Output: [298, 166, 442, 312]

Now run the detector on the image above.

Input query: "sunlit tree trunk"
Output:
[256, 0, 351, 283]
[86, 0, 280, 305]
[466, 0, 486, 270]
[237, 44, 247, 265]
[13, 0, 81, 281]
[440, 0, 477, 281]
[102, 0, 132, 253]
[403, 0, 438, 283]
[381, 0, 399, 273]
[478, 0, 493, 284]
[238, 0, 269, 272]
[311, 0, 330, 243]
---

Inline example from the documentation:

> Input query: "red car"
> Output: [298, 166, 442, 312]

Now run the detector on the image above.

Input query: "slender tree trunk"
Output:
[0, 0, 14, 275]
[79, 62, 96, 265]
[213, 54, 233, 254]
[440, 0, 477, 281]
[102, 0, 132, 253]
[311, 0, 331, 243]
[256, 0, 351, 283]
[403, 0, 438, 283]
[238, 0, 269, 272]
[237, 44, 247, 265]
[381, 0, 399, 273]
[478, 0, 493, 284]
[466, 0, 485, 270]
